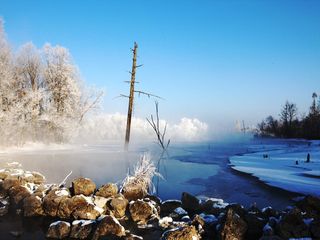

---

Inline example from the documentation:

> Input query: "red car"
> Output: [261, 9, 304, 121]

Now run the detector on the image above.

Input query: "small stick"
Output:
[59, 171, 73, 188]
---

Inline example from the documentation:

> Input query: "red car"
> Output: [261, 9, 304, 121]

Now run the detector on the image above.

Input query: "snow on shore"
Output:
[229, 140, 320, 196]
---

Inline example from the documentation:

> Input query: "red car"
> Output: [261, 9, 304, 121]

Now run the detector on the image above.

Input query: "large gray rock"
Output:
[70, 220, 94, 239]
[72, 178, 96, 196]
[162, 225, 200, 240]
[92, 215, 126, 240]
[96, 183, 118, 198]
[46, 221, 71, 239]
[129, 199, 159, 224]
[219, 208, 248, 240]
[23, 195, 44, 217]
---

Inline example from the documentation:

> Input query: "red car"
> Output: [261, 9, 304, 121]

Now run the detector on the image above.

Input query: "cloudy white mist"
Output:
[75, 113, 208, 143]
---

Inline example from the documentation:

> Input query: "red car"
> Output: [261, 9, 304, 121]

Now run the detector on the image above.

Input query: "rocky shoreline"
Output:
[0, 162, 320, 240]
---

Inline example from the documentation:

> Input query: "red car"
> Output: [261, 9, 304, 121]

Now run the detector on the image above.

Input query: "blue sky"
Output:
[1, 0, 320, 130]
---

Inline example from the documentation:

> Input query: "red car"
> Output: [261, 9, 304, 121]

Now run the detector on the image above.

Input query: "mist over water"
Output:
[0, 133, 299, 209]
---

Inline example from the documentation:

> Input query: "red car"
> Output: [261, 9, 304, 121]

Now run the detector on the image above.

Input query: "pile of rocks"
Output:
[0, 163, 320, 240]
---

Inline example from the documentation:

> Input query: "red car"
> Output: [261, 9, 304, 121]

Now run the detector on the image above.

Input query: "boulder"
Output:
[0, 197, 9, 216]
[245, 212, 266, 240]
[262, 206, 278, 218]
[277, 208, 310, 239]
[23, 195, 44, 217]
[109, 194, 128, 218]
[9, 185, 32, 205]
[72, 203, 102, 220]
[161, 200, 182, 215]
[2, 177, 20, 191]
[43, 188, 70, 217]
[96, 183, 118, 198]
[129, 199, 158, 224]
[219, 208, 248, 240]
[46, 221, 71, 239]
[225, 203, 246, 218]
[162, 225, 200, 240]
[310, 219, 320, 239]
[122, 183, 147, 201]
[70, 220, 94, 239]
[57, 195, 87, 219]
[31, 172, 46, 184]
[181, 192, 200, 213]
[295, 195, 320, 219]
[92, 215, 126, 239]
[72, 178, 96, 196]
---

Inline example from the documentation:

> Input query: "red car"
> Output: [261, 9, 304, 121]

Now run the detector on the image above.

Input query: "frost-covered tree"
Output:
[0, 18, 13, 112]
[43, 43, 81, 118]
[0, 20, 102, 145]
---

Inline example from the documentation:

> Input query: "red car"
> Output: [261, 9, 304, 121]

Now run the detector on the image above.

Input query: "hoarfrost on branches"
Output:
[0, 18, 102, 146]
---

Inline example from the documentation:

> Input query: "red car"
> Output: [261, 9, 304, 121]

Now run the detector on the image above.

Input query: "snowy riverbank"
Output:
[229, 140, 320, 196]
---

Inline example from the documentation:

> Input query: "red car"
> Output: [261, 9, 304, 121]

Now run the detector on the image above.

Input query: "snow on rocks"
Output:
[1, 162, 320, 239]
[72, 177, 96, 196]
[46, 221, 71, 239]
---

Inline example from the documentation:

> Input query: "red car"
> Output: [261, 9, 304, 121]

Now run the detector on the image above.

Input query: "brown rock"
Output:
[295, 195, 320, 219]
[31, 171, 46, 184]
[219, 208, 248, 240]
[109, 194, 128, 218]
[43, 188, 70, 217]
[72, 203, 101, 220]
[70, 220, 94, 239]
[96, 183, 118, 198]
[0, 197, 10, 216]
[2, 177, 20, 191]
[163, 225, 200, 240]
[161, 200, 182, 215]
[23, 195, 44, 217]
[9, 185, 32, 205]
[245, 213, 266, 240]
[122, 183, 147, 201]
[129, 199, 158, 224]
[92, 215, 126, 240]
[310, 219, 320, 239]
[277, 208, 310, 239]
[72, 178, 96, 196]
[181, 192, 200, 213]
[46, 221, 71, 239]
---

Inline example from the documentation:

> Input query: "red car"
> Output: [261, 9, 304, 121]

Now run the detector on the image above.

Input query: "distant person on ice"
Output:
[306, 153, 310, 163]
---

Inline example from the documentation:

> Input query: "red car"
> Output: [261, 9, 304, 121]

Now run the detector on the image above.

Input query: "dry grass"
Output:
[122, 153, 161, 194]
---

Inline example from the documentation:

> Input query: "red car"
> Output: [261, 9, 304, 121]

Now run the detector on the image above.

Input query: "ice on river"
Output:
[229, 140, 320, 196]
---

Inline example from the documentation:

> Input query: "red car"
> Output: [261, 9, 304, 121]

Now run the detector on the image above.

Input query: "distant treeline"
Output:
[256, 93, 320, 140]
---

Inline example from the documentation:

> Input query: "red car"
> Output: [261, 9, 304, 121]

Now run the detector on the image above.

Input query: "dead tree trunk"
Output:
[124, 42, 138, 150]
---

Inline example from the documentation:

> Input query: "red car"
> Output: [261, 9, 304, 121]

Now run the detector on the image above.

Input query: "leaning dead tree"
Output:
[121, 42, 161, 150]
[147, 101, 170, 151]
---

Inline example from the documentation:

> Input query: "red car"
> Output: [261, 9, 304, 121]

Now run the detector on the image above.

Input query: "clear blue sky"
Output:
[1, 0, 320, 130]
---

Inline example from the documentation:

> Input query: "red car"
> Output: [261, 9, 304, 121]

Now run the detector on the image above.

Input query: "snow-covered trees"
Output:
[0, 19, 102, 145]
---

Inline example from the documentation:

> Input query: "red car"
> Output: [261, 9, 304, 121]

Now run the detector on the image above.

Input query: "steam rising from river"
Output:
[75, 113, 209, 143]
